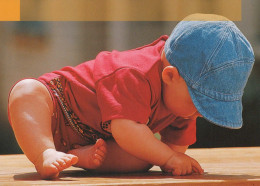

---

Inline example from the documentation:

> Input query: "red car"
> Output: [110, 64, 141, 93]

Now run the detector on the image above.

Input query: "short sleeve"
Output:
[96, 68, 151, 124]
[159, 117, 196, 146]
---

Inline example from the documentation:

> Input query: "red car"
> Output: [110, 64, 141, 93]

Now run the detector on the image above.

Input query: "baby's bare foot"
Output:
[34, 149, 78, 179]
[68, 139, 107, 169]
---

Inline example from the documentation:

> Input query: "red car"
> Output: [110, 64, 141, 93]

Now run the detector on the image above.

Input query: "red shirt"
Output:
[39, 35, 196, 146]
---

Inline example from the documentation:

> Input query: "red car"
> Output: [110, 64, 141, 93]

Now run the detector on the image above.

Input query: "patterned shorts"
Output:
[40, 77, 111, 152]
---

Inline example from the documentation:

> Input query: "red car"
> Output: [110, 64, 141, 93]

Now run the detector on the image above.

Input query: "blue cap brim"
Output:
[187, 86, 243, 129]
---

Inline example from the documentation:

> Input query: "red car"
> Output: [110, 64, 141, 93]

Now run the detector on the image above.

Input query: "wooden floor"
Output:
[1, 147, 260, 185]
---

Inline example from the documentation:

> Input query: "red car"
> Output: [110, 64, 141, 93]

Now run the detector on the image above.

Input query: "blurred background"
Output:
[0, 0, 259, 154]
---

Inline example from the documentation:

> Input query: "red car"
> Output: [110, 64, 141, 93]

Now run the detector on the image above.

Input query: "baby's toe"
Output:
[71, 156, 79, 165]
[93, 159, 101, 166]
[63, 154, 78, 166]
[61, 156, 71, 163]
[93, 154, 103, 167]
[57, 159, 67, 169]
[98, 145, 107, 154]
[95, 149, 106, 158]
[66, 154, 79, 164]
[52, 161, 63, 171]
[94, 153, 104, 161]
[61, 156, 74, 166]
[95, 138, 106, 147]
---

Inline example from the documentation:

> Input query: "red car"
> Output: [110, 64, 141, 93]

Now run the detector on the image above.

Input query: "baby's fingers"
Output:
[172, 168, 182, 176]
[191, 158, 204, 174]
[172, 167, 192, 176]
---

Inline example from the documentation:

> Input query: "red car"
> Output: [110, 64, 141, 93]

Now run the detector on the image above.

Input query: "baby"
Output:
[8, 14, 254, 179]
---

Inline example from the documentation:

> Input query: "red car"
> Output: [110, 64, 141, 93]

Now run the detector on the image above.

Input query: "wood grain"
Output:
[1, 147, 260, 185]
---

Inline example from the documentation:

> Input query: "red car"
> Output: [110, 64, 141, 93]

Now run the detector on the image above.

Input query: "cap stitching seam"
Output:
[197, 88, 242, 100]
[200, 60, 253, 78]
[233, 27, 243, 58]
[192, 85, 242, 100]
[193, 60, 253, 90]
[167, 22, 230, 86]
[192, 62, 253, 98]
[166, 24, 206, 85]
[200, 23, 230, 77]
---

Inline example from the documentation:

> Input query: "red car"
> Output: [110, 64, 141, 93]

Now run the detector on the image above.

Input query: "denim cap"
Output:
[164, 14, 255, 129]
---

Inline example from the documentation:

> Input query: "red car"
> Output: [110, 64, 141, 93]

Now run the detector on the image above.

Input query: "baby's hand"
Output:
[160, 151, 204, 176]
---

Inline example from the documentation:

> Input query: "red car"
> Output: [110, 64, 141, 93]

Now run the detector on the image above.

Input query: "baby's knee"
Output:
[9, 79, 37, 102]
[8, 79, 49, 107]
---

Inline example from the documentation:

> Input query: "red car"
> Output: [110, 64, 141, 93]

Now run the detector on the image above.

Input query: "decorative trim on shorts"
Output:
[100, 120, 112, 134]
[48, 77, 111, 144]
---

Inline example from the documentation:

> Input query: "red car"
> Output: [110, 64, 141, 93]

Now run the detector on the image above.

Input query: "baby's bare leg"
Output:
[8, 79, 78, 179]
[93, 139, 153, 173]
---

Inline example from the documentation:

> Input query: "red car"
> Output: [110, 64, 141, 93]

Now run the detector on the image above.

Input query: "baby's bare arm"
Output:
[111, 119, 174, 166]
[161, 133, 189, 153]
[111, 119, 203, 175]
[164, 143, 189, 154]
